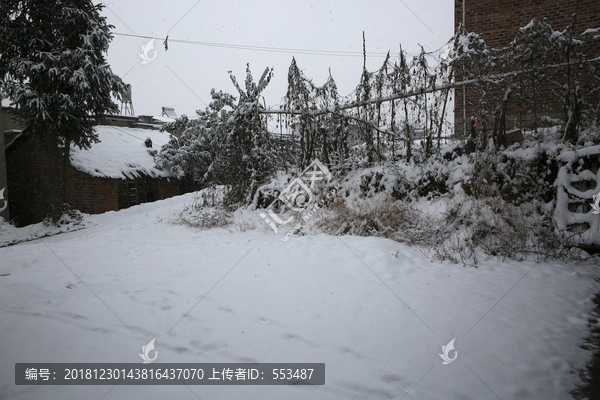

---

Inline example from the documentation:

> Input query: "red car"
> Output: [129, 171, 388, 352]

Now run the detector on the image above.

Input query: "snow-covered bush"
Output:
[174, 189, 231, 229]
[459, 146, 559, 204]
[42, 205, 84, 228]
[345, 156, 449, 202]
[415, 158, 450, 199]
[314, 172, 576, 264]
[155, 66, 277, 207]
[249, 172, 292, 210]
[155, 110, 225, 184]
[436, 197, 569, 263]
[314, 193, 418, 238]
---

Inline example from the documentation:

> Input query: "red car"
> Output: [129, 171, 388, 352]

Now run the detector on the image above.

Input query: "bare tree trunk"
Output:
[321, 126, 330, 166]
[437, 71, 452, 150]
[403, 98, 411, 161]
[492, 87, 512, 149]
[532, 71, 538, 132]
[564, 86, 581, 144]
[391, 99, 396, 158]
[376, 102, 381, 161]
[62, 134, 71, 208]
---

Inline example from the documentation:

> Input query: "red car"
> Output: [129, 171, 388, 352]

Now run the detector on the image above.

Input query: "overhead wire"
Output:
[113, 32, 426, 58]
[111, 31, 451, 115]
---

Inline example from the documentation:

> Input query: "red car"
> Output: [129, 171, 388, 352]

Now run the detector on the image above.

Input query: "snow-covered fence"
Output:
[258, 19, 600, 170]
[555, 146, 600, 251]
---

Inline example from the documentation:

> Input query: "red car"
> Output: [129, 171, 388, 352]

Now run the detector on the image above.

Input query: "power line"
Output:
[114, 32, 401, 58]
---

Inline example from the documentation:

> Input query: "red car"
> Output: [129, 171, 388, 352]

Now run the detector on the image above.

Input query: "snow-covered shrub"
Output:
[461, 153, 500, 198]
[253, 186, 280, 210]
[359, 172, 386, 196]
[436, 197, 572, 263]
[351, 158, 449, 201]
[175, 190, 232, 229]
[458, 146, 559, 205]
[499, 147, 558, 204]
[314, 193, 418, 238]
[577, 127, 600, 147]
[155, 66, 277, 207]
[415, 158, 449, 199]
[155, 113, 224, 183]
[249, 172, 293, 210]
[42, 206, 84, 228]
[314, 183, 575, 264]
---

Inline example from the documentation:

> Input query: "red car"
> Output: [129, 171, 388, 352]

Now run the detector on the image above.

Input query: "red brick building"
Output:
[4, 110, 183, 226]
[454, 0, 600, 135]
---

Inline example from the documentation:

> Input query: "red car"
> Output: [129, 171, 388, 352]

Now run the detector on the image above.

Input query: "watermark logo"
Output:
[439, 338, 458, 365]
[0, 187, 7, 212]
[139, 338, 158, 363]
[138, 39, 157, 64]
[260, 159, 338, 239]
[591, 192, 600, 214]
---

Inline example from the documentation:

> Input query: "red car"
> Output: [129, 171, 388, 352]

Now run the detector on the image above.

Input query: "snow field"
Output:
[0, 193, 598, 399]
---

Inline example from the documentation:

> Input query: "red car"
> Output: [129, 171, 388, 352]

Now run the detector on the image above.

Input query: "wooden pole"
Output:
[0, 96, 9, 221]
[438, 70, 453, 149]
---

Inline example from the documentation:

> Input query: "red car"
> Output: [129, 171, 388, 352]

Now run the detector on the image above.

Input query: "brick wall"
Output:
[1, 107, 24, 131]
[454, 0, 600, 135]
[66, 167, 119, 214]
[6, 133, 51, 226]
[66, 169, 180, 214]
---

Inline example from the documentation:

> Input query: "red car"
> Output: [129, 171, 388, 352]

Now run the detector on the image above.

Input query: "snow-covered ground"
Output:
[1, 193, 598, 399]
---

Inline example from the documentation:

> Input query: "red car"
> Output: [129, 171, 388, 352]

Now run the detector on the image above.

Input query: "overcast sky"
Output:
[101, 0, 454, 118]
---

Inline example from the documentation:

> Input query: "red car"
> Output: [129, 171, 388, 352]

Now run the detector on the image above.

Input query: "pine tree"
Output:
[0, 0, 125, 221]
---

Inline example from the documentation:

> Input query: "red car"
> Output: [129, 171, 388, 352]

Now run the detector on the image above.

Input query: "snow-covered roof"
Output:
[152, 115, 176, 124]
[70, 125, 172, 180]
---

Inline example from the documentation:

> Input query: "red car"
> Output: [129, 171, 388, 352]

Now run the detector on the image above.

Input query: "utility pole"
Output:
[462, 0, 467, 137]
[0, 96, 10, 221]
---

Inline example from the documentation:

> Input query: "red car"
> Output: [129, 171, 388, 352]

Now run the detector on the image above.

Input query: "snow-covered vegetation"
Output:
[2, 4, 600, 399]
[153, 21, 600, 261]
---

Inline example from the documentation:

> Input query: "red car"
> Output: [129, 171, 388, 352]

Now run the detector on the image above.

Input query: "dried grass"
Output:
[314, 193, 579, 266]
